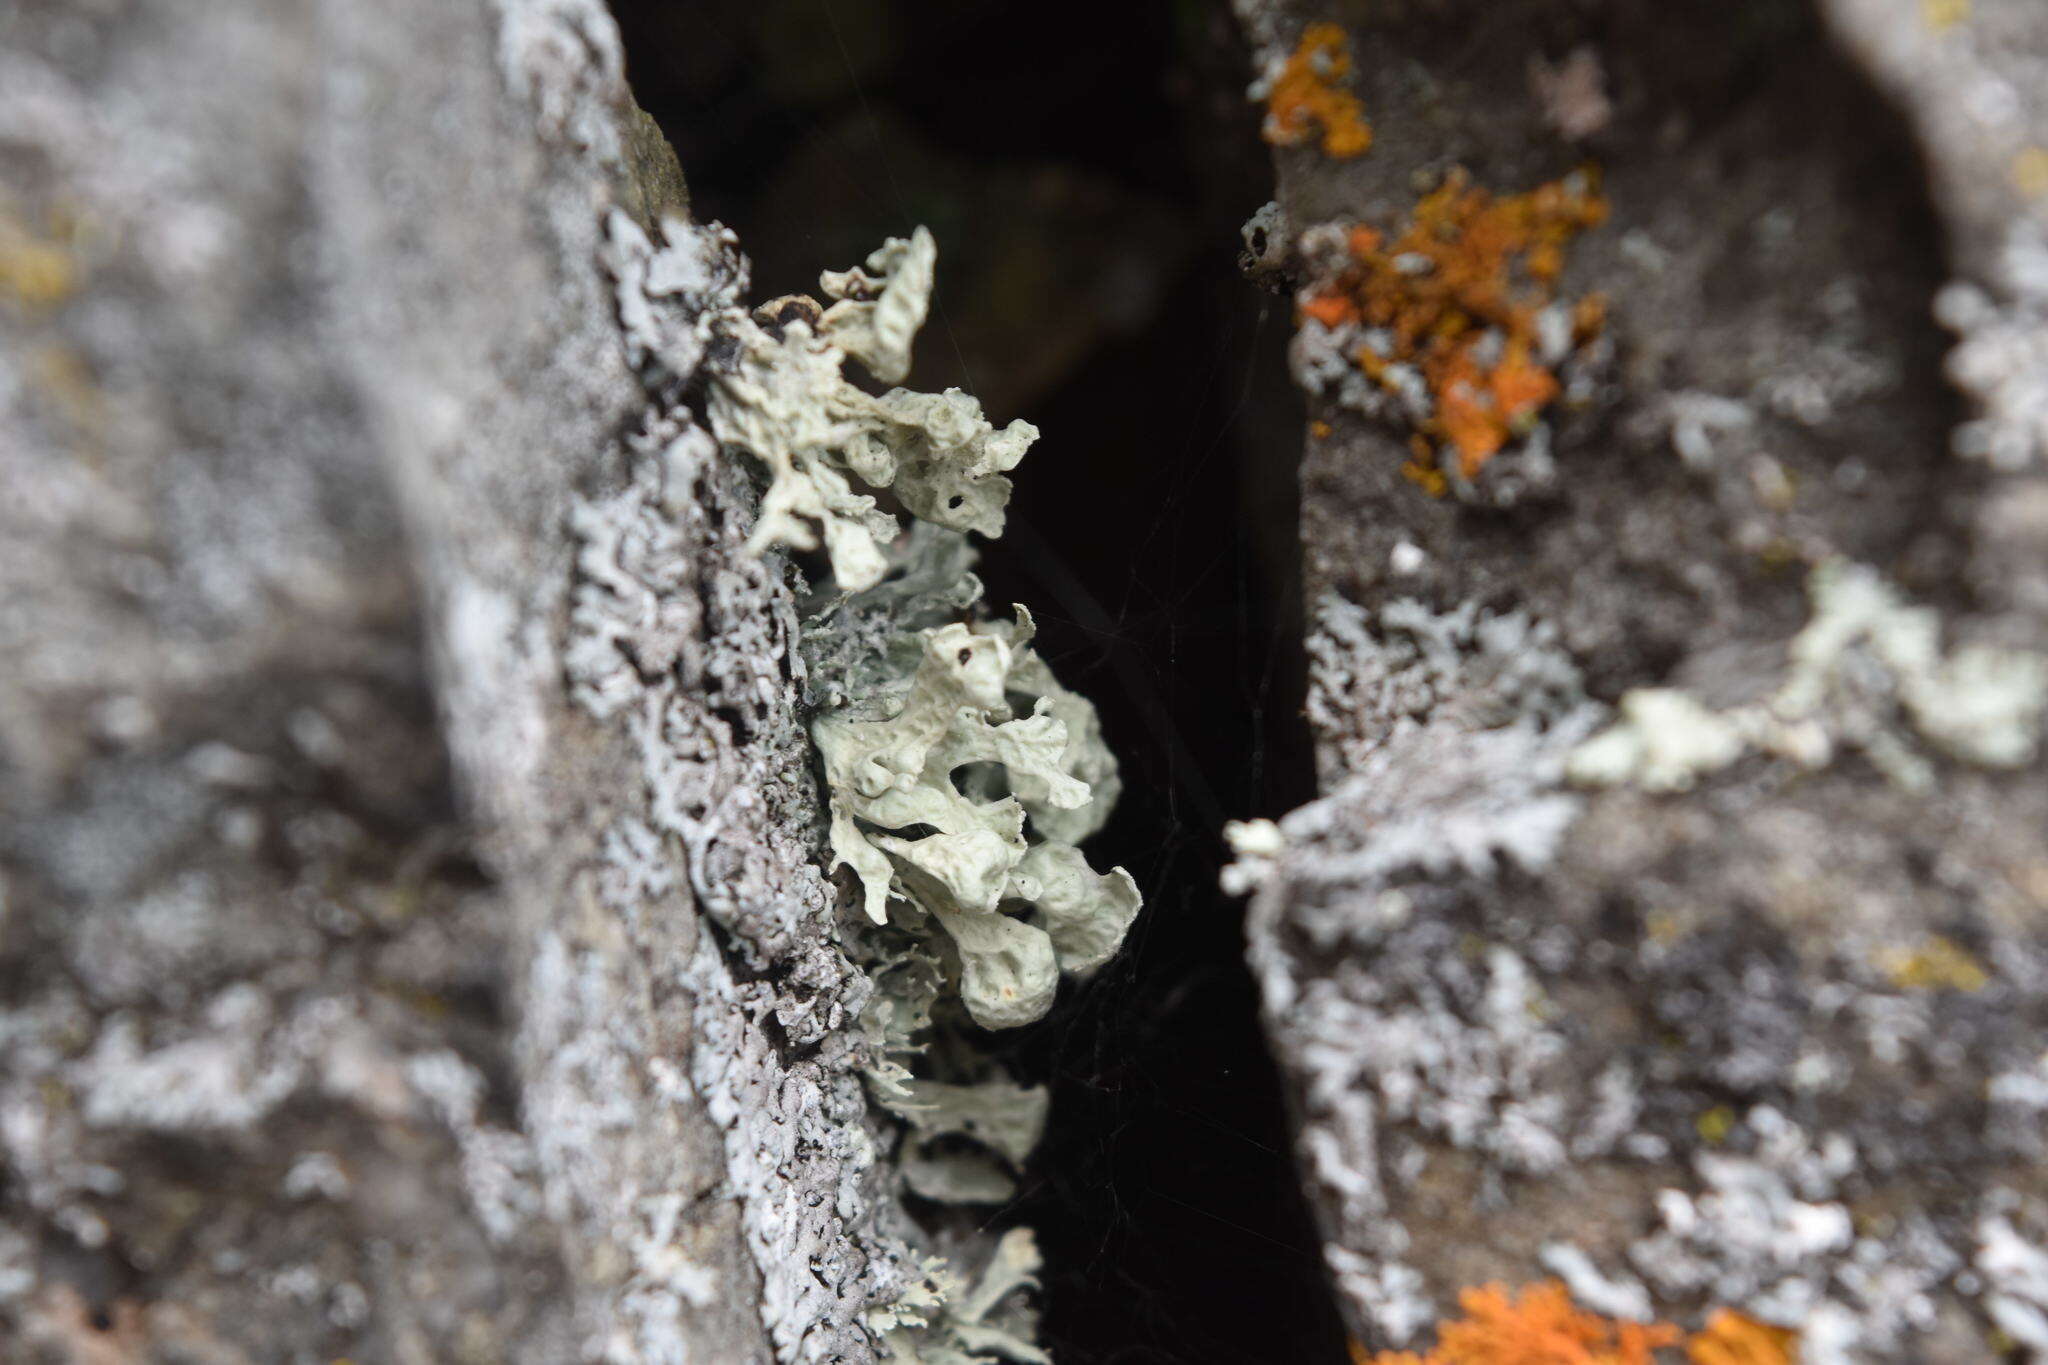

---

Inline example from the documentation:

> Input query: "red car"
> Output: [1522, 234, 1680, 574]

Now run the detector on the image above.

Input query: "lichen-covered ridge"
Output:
[672, 219, 1141, 1039]
[601, 207, 1138, 1362]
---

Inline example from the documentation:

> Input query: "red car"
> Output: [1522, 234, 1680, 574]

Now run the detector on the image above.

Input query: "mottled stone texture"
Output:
[0, 1, 928, 1361]
[1237, 0, 2048, 1358]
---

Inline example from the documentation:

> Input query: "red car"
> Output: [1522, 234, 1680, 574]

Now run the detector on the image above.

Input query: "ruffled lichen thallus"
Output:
[700, 224, 1141, 1035]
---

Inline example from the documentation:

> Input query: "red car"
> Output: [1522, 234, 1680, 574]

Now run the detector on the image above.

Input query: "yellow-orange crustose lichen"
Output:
[1349, 1282, 1797, 1365]
[0, 209, 78, 310]
[1685, 1310, 1797, 1365]
[1298, 168, 1608, 489]
[1262, 23, 1373, 159]
[1879, 934, 1990, 992]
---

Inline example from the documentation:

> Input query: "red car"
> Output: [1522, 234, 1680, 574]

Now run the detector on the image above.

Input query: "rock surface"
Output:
[1234, 0, 2048, 1357]
[0, 2, 969, 1360]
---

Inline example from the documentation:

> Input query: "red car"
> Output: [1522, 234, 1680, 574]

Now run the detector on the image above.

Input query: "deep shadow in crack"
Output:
[607, 1, 1341, 1359]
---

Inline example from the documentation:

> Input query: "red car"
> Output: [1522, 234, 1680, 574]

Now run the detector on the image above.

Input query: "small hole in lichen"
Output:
[88, 1306, 113, 1333]
[951, 761, 1008, 802]
[957, 647, 973, 664]
[946, 495, 964, 510]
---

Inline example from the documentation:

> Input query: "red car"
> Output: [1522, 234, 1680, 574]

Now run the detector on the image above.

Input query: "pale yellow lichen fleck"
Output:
[27, 344, 101, 450]
[0, 213, 76, 308]
[1923, 0, 1970, 32]
[1645, 910, 1687, 946]
[1881, 934, 1989, 992]
[1696, 1105, 1736, 1145]
[2011, 147, 2048, 200]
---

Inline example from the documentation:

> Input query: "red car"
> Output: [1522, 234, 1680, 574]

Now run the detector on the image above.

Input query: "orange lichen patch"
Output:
[1402, 459, 1449, 498]
[1263, 23, 1374, 160]
[1312, 419, 1334, 438]
[1359, 1282, 1680, 1364]
[1354, 1283, 1800, 1365]
[1403, 434, 1448, 497]
[1685, 1310, 1796, 1365]
[1302, 292, 1363, 328]
[1298, 167, 1608, 481]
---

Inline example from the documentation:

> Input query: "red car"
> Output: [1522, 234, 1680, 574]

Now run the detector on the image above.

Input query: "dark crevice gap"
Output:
[607, 1, 1340, 1360]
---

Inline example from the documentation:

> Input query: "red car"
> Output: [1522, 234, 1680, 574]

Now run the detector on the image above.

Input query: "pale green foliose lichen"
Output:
[704, 227, 1038, 591]
[1570, 557, 2048, 791]
[868, 1229, 1051, 1365]
[707, 226, 1140, 1357]
[891, 1077, 1050, 1204]
[819, 227, 934, 386]
[814, 605, 1139, 1031]
[851, 917, 1048, 1202]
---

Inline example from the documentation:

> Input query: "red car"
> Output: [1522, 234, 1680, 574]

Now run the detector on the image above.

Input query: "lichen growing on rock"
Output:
[1935, 223, 2048, 471]
[687, 224, 1038, 592]
[1349, 1282, 1796, 1365]
[1570, 556, 2048, 792]
[1252, 22, 1374, 159]
[813, 603, 1139, 1030]
[1289, 169, 1610, 497]
[1352, 1281, 1681, 1365]
[865, 1229, 1051, 1365]
[598, 207, 1139, 1357]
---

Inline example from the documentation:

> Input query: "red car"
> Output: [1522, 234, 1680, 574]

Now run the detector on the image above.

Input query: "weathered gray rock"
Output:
[1233, 0, 2048, 1357]
[0, 2, 998, 1361]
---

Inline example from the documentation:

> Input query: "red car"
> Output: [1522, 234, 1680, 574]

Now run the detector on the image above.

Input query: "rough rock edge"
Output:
[582, 195, 1073, 1358]
[325, 0, 1001, 1359]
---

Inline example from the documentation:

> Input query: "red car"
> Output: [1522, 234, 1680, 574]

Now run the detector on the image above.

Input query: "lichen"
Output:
[818, 228, 935, 387]
[813, 597, 1139, 1031]
[698, 225, 1036, 591]
[1352, 1283, 1798, 1365]
[604, 212, 1038, 594]
[1252, 23, 1374, 159]
[599, 211, 1139, 1358]
[1570, 557, 2048, 791]
[1936, 224, 2048, 471]
[1353, 1281, 1681, 1365]
[1306, 592, 1591, 786]
[1687, 1310, 1797, 1365]
[1289, 169, 1609, 495]
[1228, 586, 2021, 1358]
[867, 1229, 1050, 1365]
